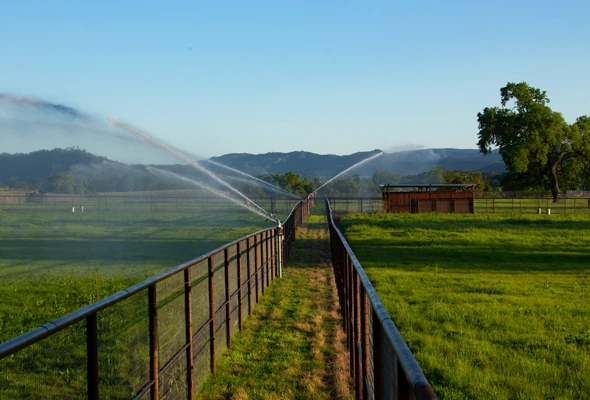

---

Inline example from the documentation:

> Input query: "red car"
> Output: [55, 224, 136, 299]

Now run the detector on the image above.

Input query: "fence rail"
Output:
[326, 198, 437, 400]
[324, 195, 590, 215]
[0, 194, 299, 216]
[0, 200, 307, 399]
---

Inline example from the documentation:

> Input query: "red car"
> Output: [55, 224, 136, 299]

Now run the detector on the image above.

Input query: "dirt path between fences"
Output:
[198, 215, 353, 400]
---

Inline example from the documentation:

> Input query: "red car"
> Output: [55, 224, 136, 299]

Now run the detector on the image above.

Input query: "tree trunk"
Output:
[548, 163, 560, 203]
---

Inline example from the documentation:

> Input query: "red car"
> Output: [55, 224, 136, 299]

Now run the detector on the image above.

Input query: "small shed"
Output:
[381, 184, 476, 214]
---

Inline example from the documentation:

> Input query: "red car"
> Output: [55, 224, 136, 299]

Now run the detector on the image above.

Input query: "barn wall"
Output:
[382, 191, 474, 214]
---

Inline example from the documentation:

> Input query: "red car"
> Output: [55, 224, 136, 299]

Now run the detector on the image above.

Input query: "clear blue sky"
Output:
[1, 0, 589, 159]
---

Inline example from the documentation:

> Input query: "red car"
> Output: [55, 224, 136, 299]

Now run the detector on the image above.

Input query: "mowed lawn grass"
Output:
[339, 213, 590, 400]
[0, 210, 274, 342]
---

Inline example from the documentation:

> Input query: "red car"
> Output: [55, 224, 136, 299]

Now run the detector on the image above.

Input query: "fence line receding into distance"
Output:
[0, 194, 299, 215]
[0, 200, 308, 399]
[326, 198, 437, 400]
[324, 193, 590, 215]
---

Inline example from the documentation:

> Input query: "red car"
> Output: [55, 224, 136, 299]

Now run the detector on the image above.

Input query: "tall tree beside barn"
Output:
[477, 82, 590, 201]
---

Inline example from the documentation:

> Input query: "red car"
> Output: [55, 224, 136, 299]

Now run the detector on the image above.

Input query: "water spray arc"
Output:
[0, 94, 88, 120]
[149, 167, 285, 275]
[312, 151, 384, 194]
[203, 159, 302, 200]
[108, 118, 275, 221]
[147, 167, 271, 219]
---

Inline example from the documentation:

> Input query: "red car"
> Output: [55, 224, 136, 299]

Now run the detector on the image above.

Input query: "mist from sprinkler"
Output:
[147, 167, 277, 221]
[203, 159, 302, 200]
[108, 118, 276, 221]
[312, 151, 384, 194]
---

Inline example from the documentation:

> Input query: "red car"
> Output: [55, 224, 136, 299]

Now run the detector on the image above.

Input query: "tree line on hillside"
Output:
[259, 168, 498, 197]
[0, 147, 498, 197]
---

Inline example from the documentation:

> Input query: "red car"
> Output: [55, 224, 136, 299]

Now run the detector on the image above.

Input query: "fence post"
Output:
[372, 310, 384, 400]
[342, 246, 350, 339]
[184, 268, 194, 399]
[347, 257, 355, 379]
[246, 238, 252, 316]
[260, 233, 266, 296]
[254, 236, 259, 303]
[270, 228, 279, 280]
[86, 313, 99, 400]
[224, 249, 231, 348]
[353, 271, 362, 400]
[148, 285, 159, 400]
[300, 201, 304, 226]
[237, 241, 243, 330]
[361, 286, 369, 399]
[397, 359, 411, 399]
[208, 257, 216, 374]
[264, 231, 272, 287]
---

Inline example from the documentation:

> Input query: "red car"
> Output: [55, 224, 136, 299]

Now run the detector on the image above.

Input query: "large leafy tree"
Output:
[477, 82, 589, 201]
[442, 170, 492, 192]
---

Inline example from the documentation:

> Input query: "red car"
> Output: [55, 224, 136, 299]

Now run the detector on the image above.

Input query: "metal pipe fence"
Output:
[324, 195, 590, 215]
[326, 198, 437, 400]
[325, 197, 384, 215]
[0, 195, 299, 216]
[474, 195, 590, 214]
[0, 200, 308, 399]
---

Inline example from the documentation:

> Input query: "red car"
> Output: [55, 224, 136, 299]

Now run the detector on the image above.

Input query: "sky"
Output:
[1, 0, 589, 161]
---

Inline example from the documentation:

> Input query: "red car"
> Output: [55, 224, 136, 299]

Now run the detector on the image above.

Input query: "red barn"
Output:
[381, 184, 475, 214]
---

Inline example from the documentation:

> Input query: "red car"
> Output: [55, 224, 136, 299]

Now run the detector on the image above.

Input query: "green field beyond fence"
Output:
[0, 199, 305, 399]
[0, 194, 299, 217]
[0, 201, 284, 343]
[338, 213, 590, 399]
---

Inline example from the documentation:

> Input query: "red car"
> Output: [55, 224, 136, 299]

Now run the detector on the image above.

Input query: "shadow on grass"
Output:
[346, 238, 590, 273]
[0, 238, 227, 279]
[339, 215, 590, 232]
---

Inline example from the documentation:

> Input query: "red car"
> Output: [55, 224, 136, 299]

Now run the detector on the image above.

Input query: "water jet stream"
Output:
[313, 151, 384, 194]
[147, 167, 271, 220]
[203, 159, 302, 199]
[108, 118, 272, 219]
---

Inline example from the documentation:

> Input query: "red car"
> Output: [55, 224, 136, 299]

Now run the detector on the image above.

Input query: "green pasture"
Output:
[474, 197, 590, 214]
[339, 213, 590, 399]
[0, 193, 299, 218]
[0, 207, 278, 343]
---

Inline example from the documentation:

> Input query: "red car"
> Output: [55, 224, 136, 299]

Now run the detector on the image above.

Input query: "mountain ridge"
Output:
[0, 147, 504, 191]
[211, 148, 504, 178]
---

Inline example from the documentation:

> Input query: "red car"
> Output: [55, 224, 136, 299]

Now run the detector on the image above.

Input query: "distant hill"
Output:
[0, 147, 504, 193]
[212, 148, 504, 178]
[0, 148, 105, 187]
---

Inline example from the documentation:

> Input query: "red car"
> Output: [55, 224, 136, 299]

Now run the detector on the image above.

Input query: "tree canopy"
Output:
[477, 82, 590, 200]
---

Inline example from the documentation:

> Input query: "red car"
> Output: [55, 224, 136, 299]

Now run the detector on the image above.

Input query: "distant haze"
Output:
[0, 94, 186, 165]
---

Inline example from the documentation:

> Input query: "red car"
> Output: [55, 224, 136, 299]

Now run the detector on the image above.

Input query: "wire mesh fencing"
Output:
[0, 194, 300, 217]
[326, 198, 437, 400]
[325, 197, 384, 216]
[323, 193, 590, 216]
[474, 192, 590, 214]
[0, 200, 308, 399]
